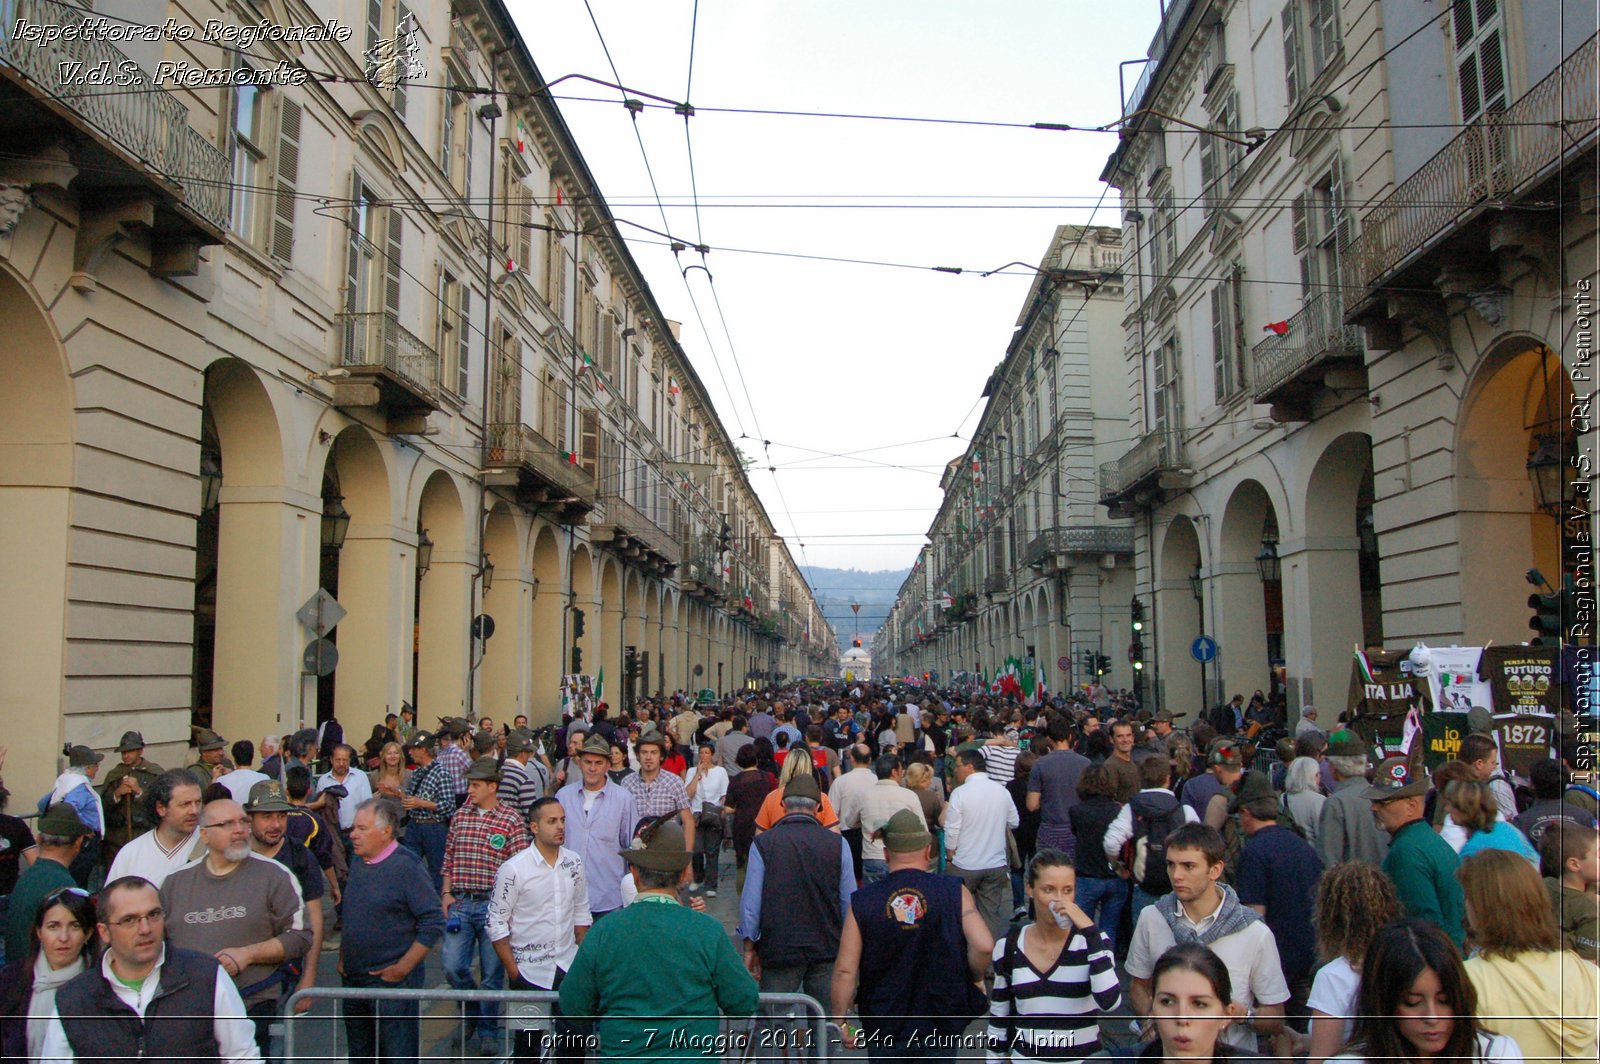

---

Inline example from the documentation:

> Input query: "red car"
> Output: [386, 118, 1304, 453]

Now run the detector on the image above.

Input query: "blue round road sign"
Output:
[1191, 635, 1218, 663]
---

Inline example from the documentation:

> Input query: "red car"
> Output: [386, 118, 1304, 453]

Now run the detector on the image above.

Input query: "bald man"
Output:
[161, 798, 312, 1059]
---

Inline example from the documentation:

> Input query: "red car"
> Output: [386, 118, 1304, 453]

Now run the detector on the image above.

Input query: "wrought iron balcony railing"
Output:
[1025, 525, 1137, 567]
[1342, 34, 1597, 314]
[1099, 429, 1189, 504]
[339, 311, 440, 399]
[596, 491, 680, 570]
[1251, 291, 1364, 402]
[483, 422, 597, 518]
[0, 0, 230, 233]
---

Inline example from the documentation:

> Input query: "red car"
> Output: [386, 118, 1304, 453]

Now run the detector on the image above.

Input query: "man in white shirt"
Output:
[41, 876, 261, 1061]
[1124, 822, 1289, 1053]
[316, 743, 373, 857]
[105, 770, 204, 890]
[829, 745, 878, 883]
[490, 797, 591, 1064]
[943, 748, 1019, 939]
[857, 754, 926, 885]
[215, 740, 270, 806]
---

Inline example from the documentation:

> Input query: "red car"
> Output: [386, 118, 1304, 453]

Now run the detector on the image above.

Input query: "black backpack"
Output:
[1127, 794, 1188, 896]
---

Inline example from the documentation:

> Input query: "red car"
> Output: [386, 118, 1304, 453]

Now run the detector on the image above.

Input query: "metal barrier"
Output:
[282, 986, 831, 1061]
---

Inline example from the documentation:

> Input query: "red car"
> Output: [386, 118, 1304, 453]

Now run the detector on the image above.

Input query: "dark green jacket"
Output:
[3, 857, 75, 961]
[560, 894, 758, 1059]
[1382, 818, 1464, 948]
[1545, 877, 1600, 964]
[98, 759, 164, 850]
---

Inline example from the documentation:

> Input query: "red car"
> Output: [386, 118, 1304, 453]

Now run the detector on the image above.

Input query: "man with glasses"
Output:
[161, 799, 311, 1061]
[41, 875, 261, 1060]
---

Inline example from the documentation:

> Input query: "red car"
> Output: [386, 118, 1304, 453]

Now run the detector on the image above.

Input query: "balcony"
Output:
[1250, 291, 1366, 420]
[482, 423, 596, 522]
[983, 571, 1010, 597]
[1025, 525, 1137, 569]
[336, 312, 441, 433]
[1342, 34, 1597, 322]
[0, 0, 229, 273]
[1098, 429, 1190, 516]
[679, 544, 728, 601]
[590, 493, 680, 575]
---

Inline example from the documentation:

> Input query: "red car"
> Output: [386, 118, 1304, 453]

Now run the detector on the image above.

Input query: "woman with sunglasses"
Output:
[0, 885, 97, 1059]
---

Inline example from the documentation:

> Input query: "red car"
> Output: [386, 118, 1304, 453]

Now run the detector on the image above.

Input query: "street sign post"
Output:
[1057, 655, 1070, 672]
[302, 638, 338, 677]
[296, 589, 346, 637]
[1191, 635, 1218, 719]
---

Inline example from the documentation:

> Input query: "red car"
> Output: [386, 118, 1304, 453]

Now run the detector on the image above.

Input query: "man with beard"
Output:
[246, 780, 324, 1015]
[161, 798, 311, 1060]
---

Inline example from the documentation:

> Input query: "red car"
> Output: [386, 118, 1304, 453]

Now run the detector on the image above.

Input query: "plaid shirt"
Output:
[403, 760, 455, 824]
[441, 801, 530, 894]
[622, 769, 690, 821]
[436, 741, 470, 797]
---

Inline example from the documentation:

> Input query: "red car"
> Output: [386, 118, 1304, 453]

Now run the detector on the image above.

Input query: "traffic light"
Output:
[570, 645, 583, 672]
[1528, 588, 1568, 646]
[624, 645, 638, 676]
[1082, 650, 1094, 675]
[572, 608, 586, 639]
[1096, 653, 1111, 676]
[718, 522, 732, 552]
[1130, 596, 1145, 633]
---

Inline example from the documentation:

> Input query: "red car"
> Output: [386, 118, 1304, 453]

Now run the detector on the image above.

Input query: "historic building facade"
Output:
[0, 0, 834, 803]
[1094, 0, 1593, 717]
[880, 225, 1135, 689]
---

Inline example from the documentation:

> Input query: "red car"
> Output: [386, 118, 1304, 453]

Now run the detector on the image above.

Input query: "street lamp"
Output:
[1254, 529, 1281, 583]
[1189, 563, 1203, 603]
[1526, 433, 1574, 515]
[415, 528, 433, 579]
[321, 495, 350, 552]
[199, 452, 223, 513]
[479, 554, 495, 591]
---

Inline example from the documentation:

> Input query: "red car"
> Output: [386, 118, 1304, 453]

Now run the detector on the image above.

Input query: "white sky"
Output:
[507, 1, 1159, 572]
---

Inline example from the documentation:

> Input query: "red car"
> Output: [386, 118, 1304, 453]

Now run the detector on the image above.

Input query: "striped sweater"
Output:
[987, 921, 1120, 1062]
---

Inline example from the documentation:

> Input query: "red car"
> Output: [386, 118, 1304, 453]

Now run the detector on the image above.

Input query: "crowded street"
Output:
[1, 0, 1598, 1061]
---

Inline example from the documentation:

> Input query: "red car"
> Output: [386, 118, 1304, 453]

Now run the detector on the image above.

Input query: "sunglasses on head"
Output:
[41, 886, 91, 908]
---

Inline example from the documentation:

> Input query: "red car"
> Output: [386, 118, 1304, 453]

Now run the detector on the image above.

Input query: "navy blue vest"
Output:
[852, 867, 979, 1039]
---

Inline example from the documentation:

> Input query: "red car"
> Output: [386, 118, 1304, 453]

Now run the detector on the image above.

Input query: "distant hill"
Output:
[800, 566, 911, 655]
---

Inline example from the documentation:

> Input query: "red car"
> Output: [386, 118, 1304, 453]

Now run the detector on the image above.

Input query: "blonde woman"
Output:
[367, 740, 411, 839]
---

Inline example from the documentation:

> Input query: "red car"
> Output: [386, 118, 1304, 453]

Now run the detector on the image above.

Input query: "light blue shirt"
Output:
[557, 779, 639, 913]
[735, 830, 856, 942]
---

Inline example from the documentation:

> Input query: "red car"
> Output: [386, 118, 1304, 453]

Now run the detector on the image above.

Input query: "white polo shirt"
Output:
[487, 844, 592, 987]
[104, 827, 204, 890]
[943, 771, 1019, 872]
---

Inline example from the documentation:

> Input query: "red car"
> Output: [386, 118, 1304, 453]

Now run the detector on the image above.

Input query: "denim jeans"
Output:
[443, 896, 505, 1037]
[862, 858, 889, 885]
[402, 821, 447, 892]
[342, 966, 422, 1064]
[1073, 875, 1127, 955]
[693, 819, 722, 890]
[1130, 885, 1160, 927]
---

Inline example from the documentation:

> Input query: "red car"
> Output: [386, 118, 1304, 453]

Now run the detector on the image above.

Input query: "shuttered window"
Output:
[1281, 1, 1303, 102]
[1454, 0, 1508, 124]
[270, 98, 301, 262]
[579, 409, 600, 480]
[229, 78, 268, 241]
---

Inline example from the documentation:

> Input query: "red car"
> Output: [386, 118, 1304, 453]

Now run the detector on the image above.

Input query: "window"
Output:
[1153, 336, 1181, 435]
[1454, 0, 1507, 125]
[441, 87, 472, 194]
[499, 146, 533, 272]
[436, 271, 471, 397]
[492, 325, 520, 425]
[1284, 0, 1344, 101]
[229, 78, 268, 241]
[1151, 191, 1176, 278]
[1200, 92, 1240, 212]
[1291, 159, 1347, 302]
[579, 409, 600, 480]
[1211, 270, 1245, 403]
[365, 0, 415, 119]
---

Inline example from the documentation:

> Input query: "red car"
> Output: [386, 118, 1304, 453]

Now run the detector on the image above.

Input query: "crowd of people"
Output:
[0, 679, 1595, 1064]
